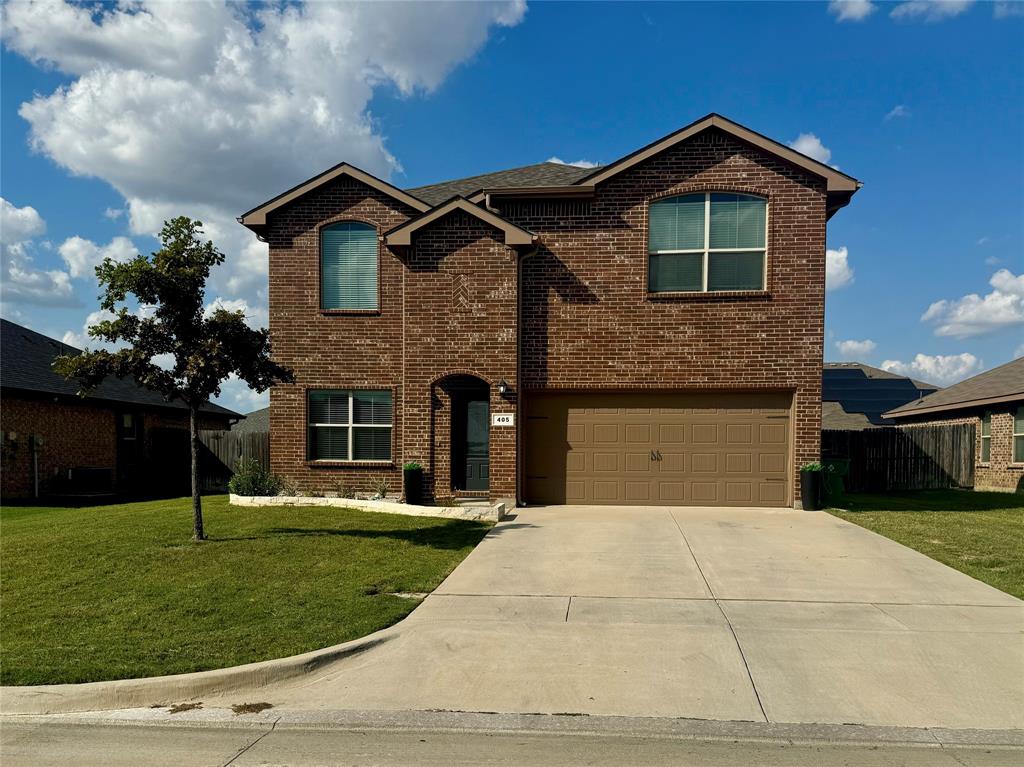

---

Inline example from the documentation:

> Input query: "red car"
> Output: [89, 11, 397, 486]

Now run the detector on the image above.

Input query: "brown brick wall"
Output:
[897, 404, 1023, 492]
[266, 127, 830, 505]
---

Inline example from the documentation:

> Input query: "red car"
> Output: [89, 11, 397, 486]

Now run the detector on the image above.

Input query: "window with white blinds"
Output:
[308, 390, 392, 461]
[321, 222, 378, 310]
[648, 193, 767, 293]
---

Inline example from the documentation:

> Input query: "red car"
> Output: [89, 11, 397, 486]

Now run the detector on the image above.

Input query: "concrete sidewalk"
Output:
[204, 505, 1023, 730]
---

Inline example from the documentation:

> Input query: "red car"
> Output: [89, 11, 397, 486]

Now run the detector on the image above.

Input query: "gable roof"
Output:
[384, 197, 536, 248]
[885, 357, 1024, 419]
[0, 318, 241, 419]
[239, 163, 431, 238]
[407, 162, 598, 206]
[230, 406, 268, 434]
[822, 362, 939, 429]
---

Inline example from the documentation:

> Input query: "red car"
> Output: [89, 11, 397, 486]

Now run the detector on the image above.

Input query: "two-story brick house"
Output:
[241, 114, 860, 508]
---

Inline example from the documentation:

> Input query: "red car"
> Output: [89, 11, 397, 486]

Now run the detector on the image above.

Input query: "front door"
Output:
[462, 398, 490, 492]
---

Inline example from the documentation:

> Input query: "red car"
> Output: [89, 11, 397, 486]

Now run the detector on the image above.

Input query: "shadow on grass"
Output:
[203, 518, 491, 550]
[836, 489, 1024, 513]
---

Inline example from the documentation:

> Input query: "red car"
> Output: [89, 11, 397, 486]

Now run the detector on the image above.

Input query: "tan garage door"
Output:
[525, 392, 791, 507]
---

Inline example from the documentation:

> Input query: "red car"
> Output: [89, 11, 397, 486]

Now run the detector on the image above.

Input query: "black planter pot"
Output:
[800, 470, 824, 511]
[403, 467, 423, 506]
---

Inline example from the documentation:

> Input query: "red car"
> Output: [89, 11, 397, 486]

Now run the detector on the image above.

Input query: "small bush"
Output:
[403, 461, 422, 471]
[228, 458, 283, 497]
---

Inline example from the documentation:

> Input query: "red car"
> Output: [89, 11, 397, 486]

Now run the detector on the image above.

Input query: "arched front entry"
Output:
[433, 374, 490, 496]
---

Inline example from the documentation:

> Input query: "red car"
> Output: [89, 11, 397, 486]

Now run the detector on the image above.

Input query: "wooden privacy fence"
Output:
[198, 430, 270, 491]
[822, 423, 975, 493]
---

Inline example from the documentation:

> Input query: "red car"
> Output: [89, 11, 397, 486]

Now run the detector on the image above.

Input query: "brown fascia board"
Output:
[238, 163, 431, 236]
[884, 392, 1024, 420]
[384, 197, 536, 247]
[575, 113, 862, 196]
[467, 186, 597, 204]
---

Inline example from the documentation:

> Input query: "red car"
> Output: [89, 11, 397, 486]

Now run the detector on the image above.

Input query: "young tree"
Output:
[54, 217, 293, 540]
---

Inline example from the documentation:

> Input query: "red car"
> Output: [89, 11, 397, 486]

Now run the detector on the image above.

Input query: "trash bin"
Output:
[822, 458, 849, 501]
[800, 467, 825, 511]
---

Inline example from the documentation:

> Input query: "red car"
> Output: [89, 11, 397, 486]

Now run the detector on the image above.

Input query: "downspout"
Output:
[516, 238, 542, 507]
[32, 435, 39, 499]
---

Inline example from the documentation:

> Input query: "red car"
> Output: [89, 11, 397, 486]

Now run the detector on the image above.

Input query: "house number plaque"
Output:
[491, 413, 514, 426]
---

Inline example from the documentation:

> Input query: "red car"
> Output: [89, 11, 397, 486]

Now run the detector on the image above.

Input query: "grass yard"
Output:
[829, 489, 1024, 599]
[0, 495, 490, 685]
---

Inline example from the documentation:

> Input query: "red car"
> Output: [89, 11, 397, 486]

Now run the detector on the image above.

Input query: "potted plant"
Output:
[799, 462, 826, 511]
[403, 461, 423, 505]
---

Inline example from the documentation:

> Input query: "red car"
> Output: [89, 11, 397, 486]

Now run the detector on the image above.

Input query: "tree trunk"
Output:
[190, 404, 205, 541]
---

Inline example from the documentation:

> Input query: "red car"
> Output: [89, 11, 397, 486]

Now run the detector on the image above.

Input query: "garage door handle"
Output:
[650, 450, 663, 461]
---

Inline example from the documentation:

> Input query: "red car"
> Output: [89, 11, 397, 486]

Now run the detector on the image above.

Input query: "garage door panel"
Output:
[526, 391, 791, 507]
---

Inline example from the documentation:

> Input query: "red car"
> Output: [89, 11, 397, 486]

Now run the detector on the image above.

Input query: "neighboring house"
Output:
[885, 357, 1024, 493]
[229, 406, 269, 436]
[0, 319, 241, 500]
[822, 362, 939, 431]
[241, 113, 861, 508]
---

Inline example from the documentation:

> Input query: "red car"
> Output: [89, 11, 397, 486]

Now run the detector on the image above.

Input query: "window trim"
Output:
[307, 388, 394, 464]
[980, 411, 991, 464]
[646, 192, 769, 295]
[1013, 406, 1024, 465]
[318, 220, 382, 315]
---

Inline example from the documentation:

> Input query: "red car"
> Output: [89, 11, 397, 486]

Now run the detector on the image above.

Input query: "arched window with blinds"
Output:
[648, 193, 767, 293]
[321, 222, 378, 310]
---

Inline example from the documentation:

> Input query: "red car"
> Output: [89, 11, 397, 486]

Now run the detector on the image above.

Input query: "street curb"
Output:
[5, 707, 1024, 749]
[0, 627, 402, 716]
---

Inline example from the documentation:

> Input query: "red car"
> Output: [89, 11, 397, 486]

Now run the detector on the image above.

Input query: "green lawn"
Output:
[829, 490, 1024, 599]
[0, 495, 490, 685]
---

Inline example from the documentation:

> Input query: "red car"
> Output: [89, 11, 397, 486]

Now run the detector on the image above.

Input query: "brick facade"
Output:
[896, 404, 1023, 492]
[265, 127, 832, 506]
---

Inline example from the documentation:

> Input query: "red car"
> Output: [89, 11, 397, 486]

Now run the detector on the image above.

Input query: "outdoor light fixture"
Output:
[497, 380, 509, 395]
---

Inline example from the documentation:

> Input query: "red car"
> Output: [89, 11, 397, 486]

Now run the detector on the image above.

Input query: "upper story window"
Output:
[648, 193, 767, 293]
[321, 222, 378, 311]
[980, 411, 991, 463]
[308, 389, 392, 462]
[1014, 407, 1023, 464]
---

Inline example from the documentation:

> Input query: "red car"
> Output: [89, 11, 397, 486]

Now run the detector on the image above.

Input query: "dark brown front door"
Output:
[525, 391, 791, 507]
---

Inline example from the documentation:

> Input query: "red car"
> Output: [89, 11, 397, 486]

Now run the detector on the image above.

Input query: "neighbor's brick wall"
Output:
[503, 128, 827, 505]
[0, 396, 117, 498]
[897, 405, 1023, 492]
[266, 127, 832, 505]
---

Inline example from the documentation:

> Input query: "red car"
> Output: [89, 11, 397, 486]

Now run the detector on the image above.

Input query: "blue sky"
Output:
[1, 0, 1022, 412]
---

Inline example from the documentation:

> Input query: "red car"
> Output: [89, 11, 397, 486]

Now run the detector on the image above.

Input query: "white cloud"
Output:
[204, 296, 268, 329]
[57, 235, 137, 279]
[215, 374, 270, 415]
[788, 133, 832, 165]
[995, 2, 1024, 18]
[836, 339, 877, 359]
[0, 197, 76, 307]
[885, 104, 910, 121]
[891, 1, 974, 22]
[104, 207, 124, 220]
[829, 1, 877, 22]
[61, 309, 117, 350]
[826, 246, 855, 291]
[546, 156, 600, 169]
[921, 269, 1024, 338]
[881, 353, 982, 385]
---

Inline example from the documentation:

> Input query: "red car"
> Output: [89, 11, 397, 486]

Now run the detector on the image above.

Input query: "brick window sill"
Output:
[305, 460, 394, 469]
[646, 290, 772, 302]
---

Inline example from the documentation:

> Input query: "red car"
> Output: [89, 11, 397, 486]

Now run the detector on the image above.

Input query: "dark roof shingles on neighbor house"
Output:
[1, 318, 240, 419]
[822, 362, 939, 430]
[885, 356, 1024, 419]
[406, 162, 599, 206]
[230, 406, 268, 434]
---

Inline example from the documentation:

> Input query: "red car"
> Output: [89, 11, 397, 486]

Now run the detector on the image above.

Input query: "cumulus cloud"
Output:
[921, 269, 1024, 338]
[826, 246, 854, 291]
[788, 133, 833, 165]
[836, 339, 877, 359]
[995, 2, 1024, 18]
[829, 1, 877, 22]
[885, 104, 910, 121]
[0, 197, 76, 307]
[58, 235, 137, 279]
[215, 374, 270, 415]
[2, 0, 525, 304]
[546, 156, 600, 169]
[61, 309, 118, 350]
[881, 353, 982, 385]
[890, 1, 974, 22]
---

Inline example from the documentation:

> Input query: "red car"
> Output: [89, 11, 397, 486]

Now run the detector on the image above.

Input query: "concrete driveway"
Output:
[216, 506, 1024, 729]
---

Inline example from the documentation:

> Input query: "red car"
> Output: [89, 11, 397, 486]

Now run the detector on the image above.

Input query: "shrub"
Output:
[228, 458, 283, 497]
[403, 461, 422, 471]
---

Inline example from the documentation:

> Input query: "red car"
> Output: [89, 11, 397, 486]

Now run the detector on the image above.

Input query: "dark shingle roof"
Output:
[406, 162, 600, 206]
[885, 357, 1024, 419]
[1, 318, 241, 419]
[230, 406, 268, 434]
[822, 362, 939, 429]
